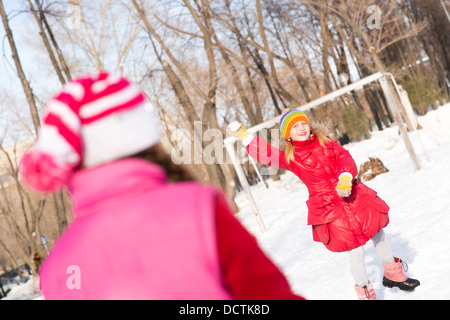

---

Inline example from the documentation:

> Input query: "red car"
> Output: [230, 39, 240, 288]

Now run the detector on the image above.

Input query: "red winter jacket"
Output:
[247, 134, 390, 252]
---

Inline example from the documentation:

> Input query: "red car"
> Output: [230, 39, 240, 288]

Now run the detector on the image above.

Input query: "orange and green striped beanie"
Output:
[279, 108, 310, 140]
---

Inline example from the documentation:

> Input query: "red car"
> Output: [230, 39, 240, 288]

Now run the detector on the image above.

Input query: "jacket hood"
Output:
[310, 121, 330, 138]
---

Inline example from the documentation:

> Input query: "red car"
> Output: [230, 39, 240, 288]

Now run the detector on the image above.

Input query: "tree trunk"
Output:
[0, 0, 40, 134]
[33, 0, 72, 81]
[27, 0, 66, 84]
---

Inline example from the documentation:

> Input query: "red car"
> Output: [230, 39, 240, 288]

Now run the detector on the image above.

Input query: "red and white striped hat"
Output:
[20, 71, 161, 193]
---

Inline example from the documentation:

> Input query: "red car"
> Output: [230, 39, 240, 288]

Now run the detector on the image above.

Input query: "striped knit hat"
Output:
[20, 71, 161, 193]
[279, 108, 309, 140]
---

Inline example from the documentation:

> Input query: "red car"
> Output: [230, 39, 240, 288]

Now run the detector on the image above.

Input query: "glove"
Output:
[336, 172, 353, 197]
[228, 121, 254, 146]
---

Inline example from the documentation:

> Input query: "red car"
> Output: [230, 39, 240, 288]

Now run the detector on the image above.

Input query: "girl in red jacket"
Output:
[229, 109, 420, 300]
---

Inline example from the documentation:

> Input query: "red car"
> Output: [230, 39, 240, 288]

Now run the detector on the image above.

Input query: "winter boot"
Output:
[382, 257, 420, 291]
[354, 281, 376, 300]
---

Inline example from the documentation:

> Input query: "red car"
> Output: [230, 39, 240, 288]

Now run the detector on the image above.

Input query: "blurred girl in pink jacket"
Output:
[20, 71, 303, 300]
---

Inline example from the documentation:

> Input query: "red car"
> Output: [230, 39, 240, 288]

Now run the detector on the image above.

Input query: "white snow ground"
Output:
[1, 277, 42, 300]
[235, 103, 450, 300]
[2, 103, 450, 300]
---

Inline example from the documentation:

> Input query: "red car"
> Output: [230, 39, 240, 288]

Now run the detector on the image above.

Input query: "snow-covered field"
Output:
[1, 277, 42, 300]
[3, 104, 450, 300]
[235, 103, 450, 300]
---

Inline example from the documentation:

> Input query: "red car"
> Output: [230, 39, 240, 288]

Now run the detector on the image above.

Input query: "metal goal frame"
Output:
[224, 72, 420, 232]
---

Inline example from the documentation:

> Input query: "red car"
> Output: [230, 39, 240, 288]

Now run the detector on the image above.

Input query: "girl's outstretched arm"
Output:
[228, 121, 289, 171]
[246, 136, 289, 171]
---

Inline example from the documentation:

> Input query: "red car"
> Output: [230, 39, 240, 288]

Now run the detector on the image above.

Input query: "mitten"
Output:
[228, 121, 254, 146]
[336, 172, 353, 197]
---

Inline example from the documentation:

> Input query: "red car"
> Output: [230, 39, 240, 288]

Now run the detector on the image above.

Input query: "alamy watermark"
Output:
[64, 263, 383, 292]
[367, 5, 382, 30]
[367, 263, 383, 289]
[64, 3, 381, 31]
[66, 4, 81, 30]
[66, 265, 81, 290]
[169, 121, 281, 175]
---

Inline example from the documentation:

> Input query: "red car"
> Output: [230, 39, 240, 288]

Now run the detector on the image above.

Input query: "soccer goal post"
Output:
[224, 72, 421, 232]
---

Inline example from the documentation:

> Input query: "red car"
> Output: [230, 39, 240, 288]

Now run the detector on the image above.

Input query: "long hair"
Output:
[285, 122, 331, 164]
[131, 143, 197, 182]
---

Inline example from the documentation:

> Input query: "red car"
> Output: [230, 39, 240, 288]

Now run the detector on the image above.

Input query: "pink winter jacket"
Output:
[39, 159, 233, 300]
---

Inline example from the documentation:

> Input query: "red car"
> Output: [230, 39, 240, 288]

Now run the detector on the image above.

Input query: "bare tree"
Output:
[0, 0, 40, 134]
[324, 0, 425, 129]
[0, 139, 47, 275]
[131, 0, 239, 200]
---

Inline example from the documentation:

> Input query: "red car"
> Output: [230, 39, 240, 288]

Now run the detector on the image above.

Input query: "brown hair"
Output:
[284, 124, 330, 164]
[131, 143, 197, 182]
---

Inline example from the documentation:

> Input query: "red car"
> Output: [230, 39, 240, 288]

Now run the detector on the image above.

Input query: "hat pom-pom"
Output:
[20, 150, 73, 193]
